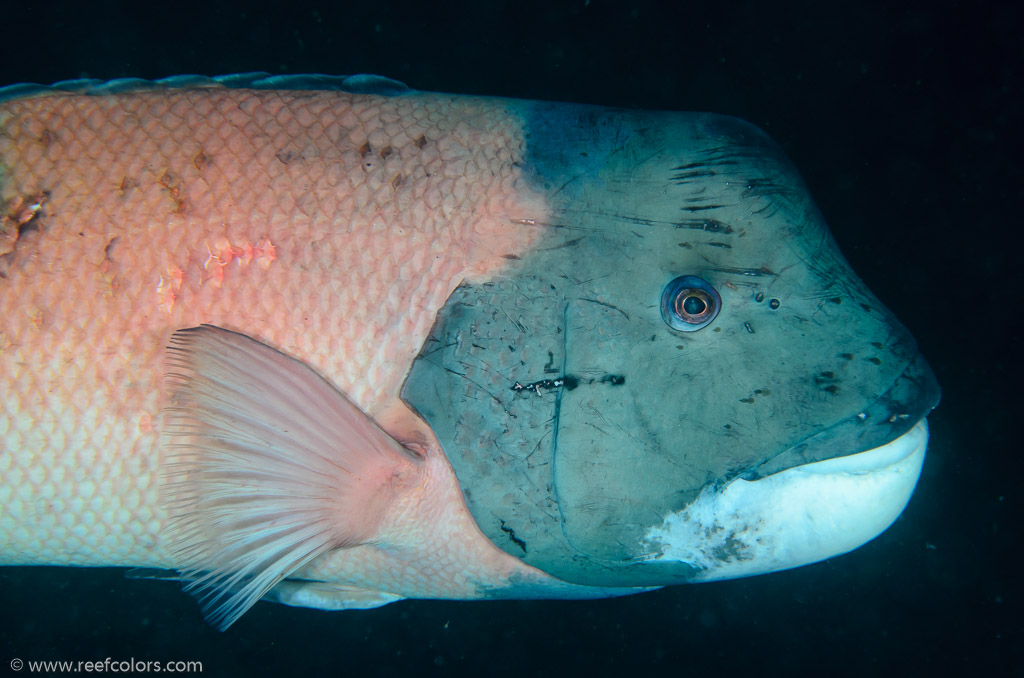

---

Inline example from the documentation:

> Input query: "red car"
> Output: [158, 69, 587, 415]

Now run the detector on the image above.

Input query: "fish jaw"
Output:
[641, 419, 929, 579]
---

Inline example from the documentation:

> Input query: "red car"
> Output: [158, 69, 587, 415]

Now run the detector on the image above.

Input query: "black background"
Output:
[0, 1, 1020, 675]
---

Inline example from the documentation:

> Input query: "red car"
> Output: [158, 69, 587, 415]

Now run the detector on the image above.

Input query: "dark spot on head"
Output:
[823, 384, 839, 395]
[543, 351, 555, 373]
[600, 374, 625, 386]
[820, 371, 835, 379]
[498, 519, 528, 554]
[871, 342, 883, 349]
[769, 299, 780, 310]
[675, 218, 735, 234]
[828, 297, 842, 304]
[860, 303, 873, 312]
[678, 242, 693, 249]
[711, 534, 749, 562]
[501, 253, 521, 260]
[839, 353, 854, 360]
[867, 357, 882, 365]
[740, 397, 755, 404]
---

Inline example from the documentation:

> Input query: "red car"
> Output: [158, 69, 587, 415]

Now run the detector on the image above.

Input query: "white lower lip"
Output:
[642, 419, 929, 580]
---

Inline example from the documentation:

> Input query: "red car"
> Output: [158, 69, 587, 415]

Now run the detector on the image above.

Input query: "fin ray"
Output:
[161, 325, 422, 630]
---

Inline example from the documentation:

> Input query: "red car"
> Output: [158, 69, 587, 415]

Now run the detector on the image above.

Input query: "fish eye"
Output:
[660, 275, 721, 331]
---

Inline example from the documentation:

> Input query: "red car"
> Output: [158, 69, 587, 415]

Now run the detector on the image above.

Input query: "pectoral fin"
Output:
[161, 325, 422, 630]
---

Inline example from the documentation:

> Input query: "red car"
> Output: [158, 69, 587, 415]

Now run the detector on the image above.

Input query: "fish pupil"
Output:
[682, 294, 707, 316]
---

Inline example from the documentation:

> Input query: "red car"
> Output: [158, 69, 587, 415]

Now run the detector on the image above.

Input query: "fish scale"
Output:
[0, 87, 547, 569]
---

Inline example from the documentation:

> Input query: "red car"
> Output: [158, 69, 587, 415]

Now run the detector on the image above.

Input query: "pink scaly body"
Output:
[0, 86, 556, 601]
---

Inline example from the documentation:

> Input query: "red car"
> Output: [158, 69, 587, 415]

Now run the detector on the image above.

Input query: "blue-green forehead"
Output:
[513, 101, 814, 247]
[518, 101, 630, 202]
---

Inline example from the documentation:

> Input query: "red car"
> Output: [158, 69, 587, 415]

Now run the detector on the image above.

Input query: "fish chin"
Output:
[642, 418, 929, 580]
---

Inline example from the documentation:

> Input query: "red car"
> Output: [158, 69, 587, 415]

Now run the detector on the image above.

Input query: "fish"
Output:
[0, 73, 940, 630]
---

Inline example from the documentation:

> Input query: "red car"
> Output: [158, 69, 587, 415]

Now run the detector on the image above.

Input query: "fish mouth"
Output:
[640, 350, 940, 578]
[744, 350, 941, 480]
[642, 417, 930, 579]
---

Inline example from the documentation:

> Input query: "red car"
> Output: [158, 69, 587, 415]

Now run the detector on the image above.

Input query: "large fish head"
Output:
[403, 103, 940, 588]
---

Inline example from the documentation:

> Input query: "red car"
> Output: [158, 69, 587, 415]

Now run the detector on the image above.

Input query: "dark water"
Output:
[0, 1, 1019, 675]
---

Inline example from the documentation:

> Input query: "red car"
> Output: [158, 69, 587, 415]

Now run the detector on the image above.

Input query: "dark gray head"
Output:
[403, 102, 939, 587]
